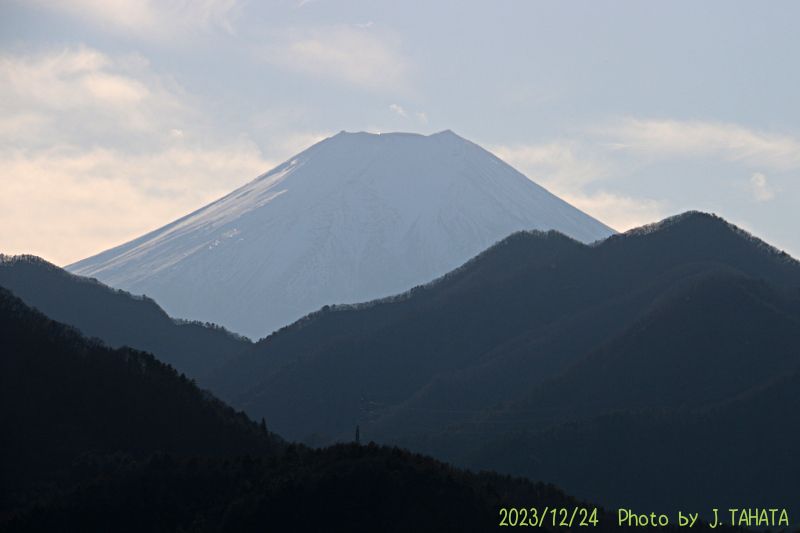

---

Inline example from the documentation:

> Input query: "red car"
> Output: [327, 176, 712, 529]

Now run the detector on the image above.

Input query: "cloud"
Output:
[390, 104, 407, 117]
[21, 0, 240, 41]
[491, 118, 800, 233]
[602, 119, 800, 171]
[490, 140, 617, 189]
[748, 172, 774, 201]
[0, 46, 186, 149]
[490, 139, 664, 231]
[389, 105, 428, 123]
[0, 142, 274, 267]
[0, 45, 278, 266]
[556, 191, 666, 233]
[262, 25, 411, 92]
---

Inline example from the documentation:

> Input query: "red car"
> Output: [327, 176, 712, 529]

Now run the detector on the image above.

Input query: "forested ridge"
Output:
[4, 211, 800, 530]
[1, 443, 762, 533]
[0, 285, 281, 512]
[0, 254, 252, 381]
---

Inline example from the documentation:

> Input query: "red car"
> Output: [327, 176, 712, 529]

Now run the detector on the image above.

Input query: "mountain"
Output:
[451, 275, 800, 437]
[6, 211, 799, 529]
[3, 445, 750, 533]
[1, 285, 735, 533]
[66, 130, 615, 339]
[0, 285, 281, 511]
[201, 212, 800, 445]
[0, 254, 251, 381]
[461, 363, 800, 525]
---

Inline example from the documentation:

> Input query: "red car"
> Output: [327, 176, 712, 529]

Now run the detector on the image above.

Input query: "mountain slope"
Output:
[0, 254, 251, 381]
[406, 274, 800, 458]
[0, 285, 280, 511]
[4, 443, 752, 533]
[205, 212, 800, 443]
[460, 365, 800, 526]
[67, 130, 615, 339]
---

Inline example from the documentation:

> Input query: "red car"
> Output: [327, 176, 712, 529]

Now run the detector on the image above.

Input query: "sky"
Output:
[1, 0, 799, 266]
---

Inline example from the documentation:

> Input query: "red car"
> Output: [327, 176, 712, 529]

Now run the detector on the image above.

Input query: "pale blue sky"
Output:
[2, 1, 799, 264]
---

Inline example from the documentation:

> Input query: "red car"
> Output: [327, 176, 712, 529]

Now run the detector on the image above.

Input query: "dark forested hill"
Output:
[460, 364, 800, 527]
[204, 212, 800, 445]
[412, 275, 800, 456]
[0, 443, 761, 533]
[0, 286, 280, 511]
[0, 255, 251, 380]
[6, 211, 799, 531]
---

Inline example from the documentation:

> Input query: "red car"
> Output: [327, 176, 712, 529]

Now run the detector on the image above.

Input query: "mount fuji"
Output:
[67, 130, 615, 339]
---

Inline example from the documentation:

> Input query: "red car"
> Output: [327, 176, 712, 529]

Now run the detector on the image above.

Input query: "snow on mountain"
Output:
[67, 130, 616, 339]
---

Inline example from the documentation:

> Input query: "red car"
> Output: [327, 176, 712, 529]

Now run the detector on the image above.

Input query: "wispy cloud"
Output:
[0, 46, 185, 149]
[557, 191, 667, 233]
[0, 142, 272, 266]
[389, 104, 428, 123]
[490, 139, 664, 231]
[492, 118, 800, 231]
[389, 104, 407, 117]
[748, 172, 774, 201]
[21, 0, 241, 41]
[490, 140, 616, 189]
[0, 45, 275, 265]
[602, 119, 800, 171]
[261, 24, 411, 92]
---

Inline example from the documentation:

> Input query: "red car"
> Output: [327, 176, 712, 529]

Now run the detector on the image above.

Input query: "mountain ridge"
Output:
[204, 211, 800, 444]
[67, 130, 615, 339]
[0, 254, 251, 381]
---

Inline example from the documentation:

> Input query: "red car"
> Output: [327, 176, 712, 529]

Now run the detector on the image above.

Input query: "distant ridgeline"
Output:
[0, 254, 252, 382]
[198, 211, 800, 525]
[0, 284, 281, 509]
[3, 211, 800, 530]
[1, 283, 763, 532]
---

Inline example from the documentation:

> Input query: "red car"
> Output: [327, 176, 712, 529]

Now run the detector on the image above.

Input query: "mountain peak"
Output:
[68, 131, 616, 339]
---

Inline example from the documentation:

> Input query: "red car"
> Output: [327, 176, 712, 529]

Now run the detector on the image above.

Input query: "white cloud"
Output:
[0, 46, 186, 149]
[0, 45, 277, 266]
[490, 139, 664, 231]
[748, 172, 774, 201]
[22, 0, 241, 41]
[390, 104, 407, 117]
[0, 142, 274, 267]
[491, 118, 800, 233]
[602, 119, 800, 171]
[490, 140, 616, 189]
[389, 105, 429, 123]
[262, 25, 411, 92]
[557, 191, 666, 233]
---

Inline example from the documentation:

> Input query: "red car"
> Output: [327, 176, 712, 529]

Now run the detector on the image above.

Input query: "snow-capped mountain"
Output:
[67, 130, 616, 339]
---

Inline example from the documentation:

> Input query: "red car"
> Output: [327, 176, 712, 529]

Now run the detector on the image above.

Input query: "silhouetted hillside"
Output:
[418, 275, 800, 453]
[206, 212, 800, 444]
[0, 286, 281, 511]
[460, 364, 800, 527]
[0, 255, 251, 380]
[0, 444, 759, 533]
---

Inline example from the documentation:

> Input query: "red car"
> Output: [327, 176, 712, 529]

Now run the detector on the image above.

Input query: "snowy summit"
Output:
[67, 130, 616, 339]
